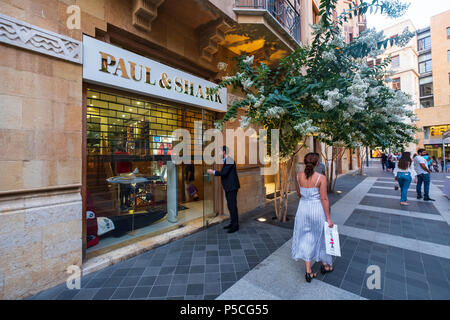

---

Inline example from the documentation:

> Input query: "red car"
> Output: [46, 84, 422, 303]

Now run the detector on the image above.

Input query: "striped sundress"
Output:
[291, 174, 332, 265]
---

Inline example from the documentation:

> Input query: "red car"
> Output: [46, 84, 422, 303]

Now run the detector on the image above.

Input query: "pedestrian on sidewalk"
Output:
[207, 145, 241, 233]
[291, 152, 334, 283]
[393, 152, 417, 206]
[413, 148, 435, 201]
[381, 153, 388, 171]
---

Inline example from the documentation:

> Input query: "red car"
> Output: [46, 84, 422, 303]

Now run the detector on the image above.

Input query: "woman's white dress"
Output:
[291, 174, 332, 265]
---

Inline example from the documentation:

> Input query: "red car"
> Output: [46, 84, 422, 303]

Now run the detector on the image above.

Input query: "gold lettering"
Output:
[205, 88, 214, 101]
[159, 72, 171, 89]
[113, 58, 130, 79]
[195, 85, 204, 99]
[215, 92, 222, 104]
[129, 62, 143, 81]
[145, 67, 156, 85]
[174, 77, 183, 93]
[99, 51, 116, 73]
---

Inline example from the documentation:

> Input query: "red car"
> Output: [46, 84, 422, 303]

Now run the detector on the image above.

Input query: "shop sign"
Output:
[82, 35, 227, 112]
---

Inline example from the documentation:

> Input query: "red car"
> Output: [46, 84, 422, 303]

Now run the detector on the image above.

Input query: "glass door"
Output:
[202, 108, 216, 226]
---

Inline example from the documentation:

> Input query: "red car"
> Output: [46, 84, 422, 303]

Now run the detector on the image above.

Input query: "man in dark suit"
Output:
[207, 146, 240, 233]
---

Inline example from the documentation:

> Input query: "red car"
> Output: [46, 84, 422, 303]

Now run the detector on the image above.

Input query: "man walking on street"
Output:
[414, 148, 435, 201]
[207, 146, 240, 233]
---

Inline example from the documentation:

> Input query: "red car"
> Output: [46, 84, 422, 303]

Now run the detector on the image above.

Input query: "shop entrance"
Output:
[84, 88, 217, 257]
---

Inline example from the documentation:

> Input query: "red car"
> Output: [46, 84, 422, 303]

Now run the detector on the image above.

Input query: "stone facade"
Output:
[414, 10, 450, 150]
[0, 0, 83, 300]
[0, 0, 363, 299]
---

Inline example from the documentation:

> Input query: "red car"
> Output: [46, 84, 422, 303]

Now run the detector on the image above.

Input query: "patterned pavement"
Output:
[29, 163, 450, 300]
[306, 167, 450, 300]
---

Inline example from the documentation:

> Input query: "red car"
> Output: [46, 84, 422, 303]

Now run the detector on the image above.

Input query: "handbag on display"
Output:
[324, 222, 341, 257]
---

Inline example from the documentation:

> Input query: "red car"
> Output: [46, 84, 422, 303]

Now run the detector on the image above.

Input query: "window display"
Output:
[85, 88, 215, 256]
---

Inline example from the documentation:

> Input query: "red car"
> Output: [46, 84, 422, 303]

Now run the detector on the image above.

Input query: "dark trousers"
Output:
[225, 190, 239, 228]
[416, 173, 430, 198]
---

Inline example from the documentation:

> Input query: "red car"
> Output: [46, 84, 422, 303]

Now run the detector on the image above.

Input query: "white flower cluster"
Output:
[311, 21, 327, 36]
[314, 88, 342, 111]
[214, 121, 224, 131]
[243, 55, 254, 65]
[383, 89, 414, 122]
[241, 78, 254, 91]
[246, 93, 265, 108]
[222, 75, 235, 82]
[239, 116, 250, 128]
[322, 49, 337, 62]
[264, 106, 287, 119]
[294, 119, 319, 135]
[367, 86, 380, 98]
[342, 74, 369, 115]
[357, 28, 385, 57]
[330, 34, 345, 48]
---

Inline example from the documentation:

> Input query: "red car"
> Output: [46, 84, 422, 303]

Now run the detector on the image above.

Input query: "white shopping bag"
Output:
[324, 222, 341, 257]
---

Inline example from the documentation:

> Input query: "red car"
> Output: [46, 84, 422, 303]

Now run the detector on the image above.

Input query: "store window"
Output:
[430, 125, 450, 137]
[85, 89, 215, 257]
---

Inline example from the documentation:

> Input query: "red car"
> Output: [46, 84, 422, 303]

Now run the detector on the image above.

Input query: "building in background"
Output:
[372, 20, 419, 153]
[414, 9, 450, 160]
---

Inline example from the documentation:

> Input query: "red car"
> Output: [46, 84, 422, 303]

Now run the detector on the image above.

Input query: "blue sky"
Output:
[366, 0, 450, 31]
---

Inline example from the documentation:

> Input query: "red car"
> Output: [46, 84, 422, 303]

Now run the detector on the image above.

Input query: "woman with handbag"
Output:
[393, 152, 417, 206]
[291, 153, 334, 283]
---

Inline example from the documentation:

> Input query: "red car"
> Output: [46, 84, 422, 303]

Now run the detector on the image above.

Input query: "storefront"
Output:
[82, 36, 227, 258]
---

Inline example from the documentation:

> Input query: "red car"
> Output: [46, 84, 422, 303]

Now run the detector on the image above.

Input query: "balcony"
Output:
[234, 0, 301, 46]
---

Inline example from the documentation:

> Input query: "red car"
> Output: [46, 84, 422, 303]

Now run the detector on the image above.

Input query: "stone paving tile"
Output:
[314, 235, 450, 300]
[31, 219, 292, 300]
[368, 187, 416, 198]
[345, 209, 450, 246]
[360, 195, 440, 215]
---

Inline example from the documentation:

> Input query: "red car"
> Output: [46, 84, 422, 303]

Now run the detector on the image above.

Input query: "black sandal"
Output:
[321, 264, 334, 275]
[305, 271, 317, 283]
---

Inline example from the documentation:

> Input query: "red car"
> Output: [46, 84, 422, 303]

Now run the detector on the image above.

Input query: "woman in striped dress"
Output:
[291, 152, 334, 282]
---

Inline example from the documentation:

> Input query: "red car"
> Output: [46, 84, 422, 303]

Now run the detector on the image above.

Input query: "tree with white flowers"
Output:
[214, 0, 417, 222]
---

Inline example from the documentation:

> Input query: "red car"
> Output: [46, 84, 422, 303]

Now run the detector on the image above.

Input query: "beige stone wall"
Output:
[430, 10, 450, 109]
[414, 10, 450, 148]
[0, 190, 82, 299]
[0, 0, 83, 299]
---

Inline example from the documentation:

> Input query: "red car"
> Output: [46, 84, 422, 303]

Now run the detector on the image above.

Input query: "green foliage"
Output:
[215, 0, 417, 159]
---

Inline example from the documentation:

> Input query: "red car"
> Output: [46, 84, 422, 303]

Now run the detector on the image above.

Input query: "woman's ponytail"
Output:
[304, 153, 319, 179]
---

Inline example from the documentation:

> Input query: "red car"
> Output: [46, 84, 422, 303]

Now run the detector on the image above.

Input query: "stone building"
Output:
[0, 0, 362, 299]
[414, 9, 450, 160]
[373, 20, 419, 153]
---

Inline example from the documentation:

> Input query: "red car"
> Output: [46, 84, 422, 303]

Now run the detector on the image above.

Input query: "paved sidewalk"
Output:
[29, 163, 449, 300]
[218, 164, 450, 300]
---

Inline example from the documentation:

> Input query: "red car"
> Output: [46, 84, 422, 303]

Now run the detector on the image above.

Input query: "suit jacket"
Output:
[214, 156, 240, 192]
